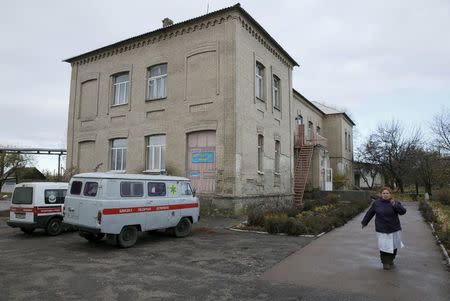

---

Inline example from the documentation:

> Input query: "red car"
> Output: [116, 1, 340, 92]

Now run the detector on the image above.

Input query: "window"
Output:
[255, 62, 265, 100]
[112, 72, 129, 105]
[111, 138, 127, 171]
[180, 182, 193, 196]
[120, 182, 144, 197]
[147, 135, 166, 171]
[273, 75, 281, 109]
[70, 181, 82, 195]
[275, 140, 280, 173]
[258, 134, 264, 172]
[348, 133, 352, 152]
[296, 115, 303, 125]
[308, 121, 314, 140]
[12, 187, 33, 204]
[45, 189, 67, 204]
[345, 132, 348, 150]
[147, 63, 167, 100]
[316, 126, 321, 134]
[83, 182, 98, 197]
[148, 182, 166, 196]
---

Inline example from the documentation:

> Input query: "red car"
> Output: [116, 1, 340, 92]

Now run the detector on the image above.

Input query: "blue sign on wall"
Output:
[192, 152, 215, 163]
[190, 171, 201, 177]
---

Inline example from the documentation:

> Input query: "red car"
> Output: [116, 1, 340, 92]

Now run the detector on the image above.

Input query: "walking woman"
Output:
[361, 187, 407, 270]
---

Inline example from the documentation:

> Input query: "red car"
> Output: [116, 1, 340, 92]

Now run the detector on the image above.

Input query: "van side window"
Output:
[83, 182, 98, 197]
[45, 189, 67, 204]
[70, 181, 83, 195]
[120, 182, 144, 197]
[148, 182, 166, 196]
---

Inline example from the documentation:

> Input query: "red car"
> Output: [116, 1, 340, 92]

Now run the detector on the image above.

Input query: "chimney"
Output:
[162, 18, 174, 28]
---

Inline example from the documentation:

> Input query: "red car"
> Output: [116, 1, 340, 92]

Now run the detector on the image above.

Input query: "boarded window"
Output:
[79, 79, 98, 120]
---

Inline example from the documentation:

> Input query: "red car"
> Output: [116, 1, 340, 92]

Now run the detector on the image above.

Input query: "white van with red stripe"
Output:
[63, 173, 200, 248]
[7, 182, 69, 235]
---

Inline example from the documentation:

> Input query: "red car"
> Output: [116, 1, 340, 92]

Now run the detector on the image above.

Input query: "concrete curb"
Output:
[429, 223, 450, 267]
[227, 227, 317, 238]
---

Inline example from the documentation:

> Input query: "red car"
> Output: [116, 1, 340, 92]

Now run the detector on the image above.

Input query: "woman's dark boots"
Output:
[380, 249, 397, 270]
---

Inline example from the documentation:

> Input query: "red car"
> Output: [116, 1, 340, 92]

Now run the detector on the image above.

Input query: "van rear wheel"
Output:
[46, 218, 62, 236]
[174, 217, 192, 238]
[20, 227, 35, 234]
[117, 226, 138, 248]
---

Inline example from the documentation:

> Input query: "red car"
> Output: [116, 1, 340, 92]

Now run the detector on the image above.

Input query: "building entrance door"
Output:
[187, 131, 216, 193]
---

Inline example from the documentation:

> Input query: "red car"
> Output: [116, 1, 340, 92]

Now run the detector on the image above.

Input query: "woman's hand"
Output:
[390, 199, 396, 206]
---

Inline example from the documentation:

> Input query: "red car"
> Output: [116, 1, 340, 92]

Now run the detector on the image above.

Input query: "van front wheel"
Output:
[117, 226, 138, 248]
[174, 217, 192, 238]
[46, 218, 62, 236]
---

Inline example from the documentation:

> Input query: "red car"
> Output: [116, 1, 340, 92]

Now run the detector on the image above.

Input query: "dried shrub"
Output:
[419, 200, 435, 223]
[264, 213, 288, 234]
[435, 189, 450, 205]
[285, 217, 307, 236]
[247, 210, 265, 227]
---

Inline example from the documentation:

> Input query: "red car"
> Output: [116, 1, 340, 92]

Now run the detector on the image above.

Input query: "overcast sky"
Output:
[1, 0, 449, 172]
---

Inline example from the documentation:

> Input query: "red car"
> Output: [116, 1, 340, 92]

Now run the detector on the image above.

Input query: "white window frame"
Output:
[110, 139, 127, 171]
[147, 64, 167, 100]
[273, 75, 281, 109]
[112, 72, 129, 106]
[255, 62, 265, 100]
[275, 140, 280, 174]
[258, 134, 264, 172]
[146, 135, 166, 172]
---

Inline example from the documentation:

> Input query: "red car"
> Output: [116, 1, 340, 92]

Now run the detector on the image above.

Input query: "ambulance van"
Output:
[63, 173, 200, 248]
[7, 182, 69, 235]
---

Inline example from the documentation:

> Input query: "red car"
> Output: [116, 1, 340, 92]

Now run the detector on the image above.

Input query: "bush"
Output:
[435, 189, 450, 205]
[264, 213, 288, 234]
[324, 193, 339, 203]
[419, 200, 435, 223]
[284, 217, 307, 236]
[247, 210, 265, 227]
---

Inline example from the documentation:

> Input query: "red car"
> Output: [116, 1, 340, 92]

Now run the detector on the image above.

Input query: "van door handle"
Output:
[146, 201, 153, 205]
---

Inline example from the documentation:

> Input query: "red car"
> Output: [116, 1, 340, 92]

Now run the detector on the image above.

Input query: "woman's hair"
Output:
[380, 186, 392, 194]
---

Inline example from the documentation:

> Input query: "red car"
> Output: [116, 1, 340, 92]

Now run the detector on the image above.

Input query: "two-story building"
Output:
[64, 4, 354, 213]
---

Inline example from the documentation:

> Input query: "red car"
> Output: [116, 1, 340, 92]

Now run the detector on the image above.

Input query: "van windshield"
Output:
[12, 187, 33, 204]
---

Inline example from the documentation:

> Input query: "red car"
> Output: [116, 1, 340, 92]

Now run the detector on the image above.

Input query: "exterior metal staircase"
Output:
[294, 124, 314, 207]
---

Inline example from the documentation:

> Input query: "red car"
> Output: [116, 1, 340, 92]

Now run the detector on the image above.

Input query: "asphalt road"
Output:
[1, 202, 446, 301]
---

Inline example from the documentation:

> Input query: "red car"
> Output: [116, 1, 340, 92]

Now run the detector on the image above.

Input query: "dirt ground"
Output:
[0, 215, 325, 301]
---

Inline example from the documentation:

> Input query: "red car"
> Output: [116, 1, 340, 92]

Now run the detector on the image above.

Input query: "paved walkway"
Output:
[263, 202, 450, 301]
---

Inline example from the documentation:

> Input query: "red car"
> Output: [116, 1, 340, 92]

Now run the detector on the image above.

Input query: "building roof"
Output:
[311, 101, 356, 126]
[73, 172, 190, 182]
[64, 3, 299, 67]
[2, 167, 46, 182]
[292, 89, 325, 116]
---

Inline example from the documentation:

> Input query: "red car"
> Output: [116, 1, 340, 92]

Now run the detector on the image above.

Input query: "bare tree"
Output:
[354, 144, 383, 190]
[360, 120, 422, 193]
[0, 148, 32, 191]
[431, 107, 450, 153]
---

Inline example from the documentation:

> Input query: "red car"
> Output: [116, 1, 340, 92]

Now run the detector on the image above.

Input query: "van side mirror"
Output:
[192, 188, 196, 197]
